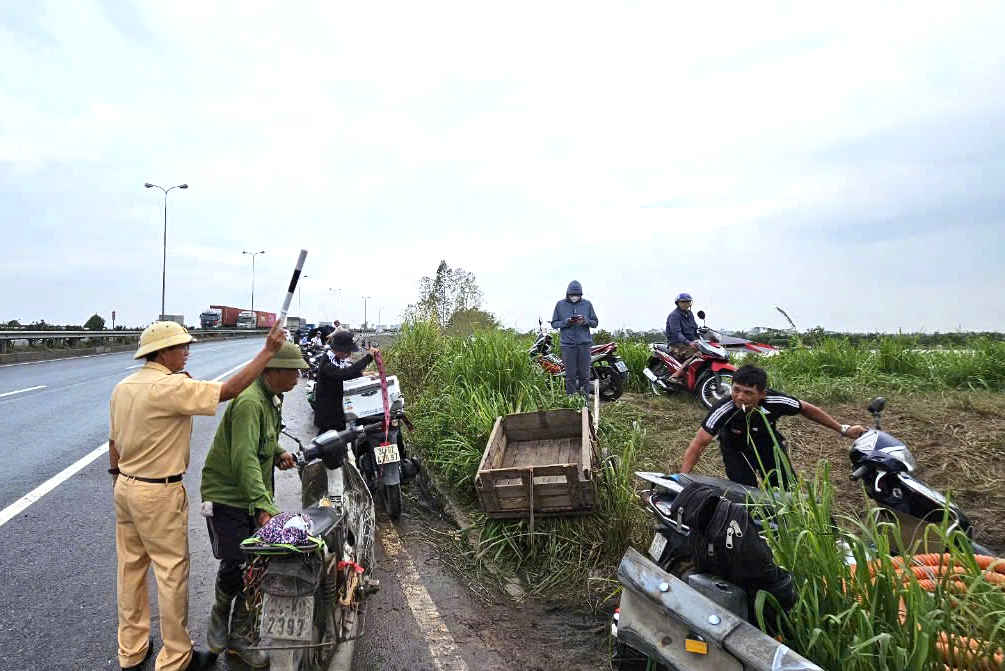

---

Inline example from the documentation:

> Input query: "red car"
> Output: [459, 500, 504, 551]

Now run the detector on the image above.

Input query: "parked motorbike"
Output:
[643, 310, 736, 409]
[529, 319, 628, 401]
[347, 404, 421, 521]
[614, 396, 991, 670]
[850, 396, 992, 555]
[242, 424, 381, 671]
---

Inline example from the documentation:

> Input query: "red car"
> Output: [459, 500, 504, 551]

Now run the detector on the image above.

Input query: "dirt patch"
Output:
[619, 390, 1005, 554]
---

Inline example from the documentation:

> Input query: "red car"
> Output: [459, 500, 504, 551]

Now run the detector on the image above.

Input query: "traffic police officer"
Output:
[109, 321, 285, 671]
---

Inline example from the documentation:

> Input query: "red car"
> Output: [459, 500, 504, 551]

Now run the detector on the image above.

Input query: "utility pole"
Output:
[362, 296, 372, 329]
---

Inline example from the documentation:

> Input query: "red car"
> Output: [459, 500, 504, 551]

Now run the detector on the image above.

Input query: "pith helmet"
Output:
[266, 342, 310, 369]
[134, 321, 197, 359]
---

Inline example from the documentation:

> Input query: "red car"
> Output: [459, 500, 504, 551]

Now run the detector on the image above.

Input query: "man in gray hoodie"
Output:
[551, 280, 599, 396]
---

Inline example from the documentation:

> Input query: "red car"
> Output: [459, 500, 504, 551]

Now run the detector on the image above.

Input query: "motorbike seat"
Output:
[673, 473, 786, 507]
[303, 503, 343, 537]
[654, 343, 670, 354]
[591, 342, 615, 352]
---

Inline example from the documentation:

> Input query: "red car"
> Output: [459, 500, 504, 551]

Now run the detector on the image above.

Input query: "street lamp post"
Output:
[328, 288, 341, 323]
[362, 296, 372, 329]
[242, 250, 265, 312]
[144, 182, 188, 319]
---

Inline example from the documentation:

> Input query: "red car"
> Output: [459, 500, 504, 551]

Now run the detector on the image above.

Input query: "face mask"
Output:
[569, 296, 581, 303]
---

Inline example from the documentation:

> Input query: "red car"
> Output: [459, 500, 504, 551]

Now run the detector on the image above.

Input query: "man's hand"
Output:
[265, 324, 286, 354]
[368, 346, 380, 357]
[690, 341, 700, 349]
[844, 425, 867, 439]
[256, 510, 272, 528]
[276, 452, 296, 470]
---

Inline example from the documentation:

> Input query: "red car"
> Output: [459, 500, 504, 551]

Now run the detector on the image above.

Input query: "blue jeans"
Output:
[562, 343, 592, 395]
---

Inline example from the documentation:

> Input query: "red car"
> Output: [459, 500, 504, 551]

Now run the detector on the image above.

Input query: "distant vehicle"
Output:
[285, 316, 305, 332]
[237, 311, 257, 329]
[210, 305, 243, 328]
[255, 311, 277, 328]
[199, 308, 223, 329]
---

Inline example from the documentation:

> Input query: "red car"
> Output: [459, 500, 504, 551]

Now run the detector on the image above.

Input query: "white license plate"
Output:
[375, 444, 400, 465]
[648, 533, 668, 561]
[260, 593, 314, 641]
[614, 361, 628, 373]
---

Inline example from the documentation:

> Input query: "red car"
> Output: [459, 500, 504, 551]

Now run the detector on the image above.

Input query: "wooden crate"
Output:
[475, 408, 597, 520]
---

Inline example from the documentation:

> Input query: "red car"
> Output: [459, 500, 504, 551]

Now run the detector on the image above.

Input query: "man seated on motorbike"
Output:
[678, 365, 867, 488]
[664, 292, 700, 384]
[199, 342, 306, 667]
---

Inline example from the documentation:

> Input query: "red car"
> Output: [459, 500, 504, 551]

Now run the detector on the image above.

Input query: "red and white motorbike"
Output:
[643, 310, 736, 409]
[529, 319, 628, 401]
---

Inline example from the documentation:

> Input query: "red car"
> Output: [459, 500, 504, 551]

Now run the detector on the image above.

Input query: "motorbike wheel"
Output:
[594, 365, 623, 401]
[648, 360, 671, 396]
[384, 483, 402, 520]
[697, 371, 734, 409]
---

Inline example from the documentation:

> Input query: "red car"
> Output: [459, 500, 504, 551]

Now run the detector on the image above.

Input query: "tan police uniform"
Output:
[110, 361, 221, 671]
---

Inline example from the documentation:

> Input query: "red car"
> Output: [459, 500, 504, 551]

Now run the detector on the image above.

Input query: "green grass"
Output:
[753, 463, 1005, 671]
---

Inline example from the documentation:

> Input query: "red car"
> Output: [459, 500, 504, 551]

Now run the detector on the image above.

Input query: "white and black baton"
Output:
[277, 249, 308, 328]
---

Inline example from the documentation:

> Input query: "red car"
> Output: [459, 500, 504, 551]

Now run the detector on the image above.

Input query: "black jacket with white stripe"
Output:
[701, 390, 803, 486]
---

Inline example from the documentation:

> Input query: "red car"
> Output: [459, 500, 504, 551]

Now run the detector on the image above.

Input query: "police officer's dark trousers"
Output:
[562, 343, 592, 395]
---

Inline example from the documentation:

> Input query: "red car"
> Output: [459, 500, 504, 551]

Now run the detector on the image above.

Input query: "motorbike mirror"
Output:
[696, 310, 706, 320]
[868, 397, 886, 414]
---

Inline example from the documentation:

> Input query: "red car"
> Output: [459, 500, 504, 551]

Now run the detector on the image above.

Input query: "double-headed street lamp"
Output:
[144, 182, 188, 318]
[361, 296, 372, 328]
[242, 250, 265, 312]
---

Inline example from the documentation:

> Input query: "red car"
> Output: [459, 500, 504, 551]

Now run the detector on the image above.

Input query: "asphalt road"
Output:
[0, 343, 606, 671]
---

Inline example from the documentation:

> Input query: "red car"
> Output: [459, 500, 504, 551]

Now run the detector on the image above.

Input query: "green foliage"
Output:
[84, 313, 106, 330]
[446, 308, 499, 337]
[754, 336, 1005, 400]
[753, 464, 1005, 671]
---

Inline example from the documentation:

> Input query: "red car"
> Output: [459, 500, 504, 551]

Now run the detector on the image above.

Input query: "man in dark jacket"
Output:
[665, 292, 700, 384]
[314, 331, 379, 436]
[551, 280, 599, 396]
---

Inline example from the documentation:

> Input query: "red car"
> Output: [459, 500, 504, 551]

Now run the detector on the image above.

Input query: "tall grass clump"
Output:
[385, 325, 653, 604]
[615, 339, 653, 393]
[753, 464, 1005, 670]
[756, 336, 1005, 401]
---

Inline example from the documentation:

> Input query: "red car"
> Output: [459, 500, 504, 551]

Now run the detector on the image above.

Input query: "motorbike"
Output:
[529, 318, 629, 401]
[643, 310, 736, 409]
[613, 396, 991, 670]
[242, 424, 382, 671]
[346, 403, 421, 521]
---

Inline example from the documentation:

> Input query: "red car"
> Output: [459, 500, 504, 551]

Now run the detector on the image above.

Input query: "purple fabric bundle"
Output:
[257, 511, 314, 546]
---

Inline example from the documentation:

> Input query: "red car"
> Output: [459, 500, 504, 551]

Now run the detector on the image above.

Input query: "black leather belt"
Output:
[121, 472, 183, 484]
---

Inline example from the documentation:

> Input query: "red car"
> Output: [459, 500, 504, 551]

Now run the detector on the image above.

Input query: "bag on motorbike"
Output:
[668, 482, 723, 532]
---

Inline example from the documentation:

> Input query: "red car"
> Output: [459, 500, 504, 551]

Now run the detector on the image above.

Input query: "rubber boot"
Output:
[227, 596, 269, 668]
[207, 587, 234, 655]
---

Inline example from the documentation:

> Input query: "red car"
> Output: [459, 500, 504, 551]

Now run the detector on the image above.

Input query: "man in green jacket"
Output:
[200, 341, 307, 667]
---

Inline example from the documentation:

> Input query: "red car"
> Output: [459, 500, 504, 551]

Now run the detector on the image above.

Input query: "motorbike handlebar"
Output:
[850, 465, 869, 481]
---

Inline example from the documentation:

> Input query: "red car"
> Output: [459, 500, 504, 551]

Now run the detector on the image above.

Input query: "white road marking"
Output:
[380, 523, 470, 671]
[0, 339, 256, 369]
[0, 385, 46, 398]
[0, 360, 252, 529]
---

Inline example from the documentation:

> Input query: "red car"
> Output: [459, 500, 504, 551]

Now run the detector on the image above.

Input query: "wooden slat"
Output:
[496, 493, 576, 511]
[503, 409, 582, 442]
[565, 463, 583, 508]
[493, 481, 577, 499]
[580, 408, 592, 477]
[477, 417, 503, 474]
[480, 464, 570, 480]
[476, 470, 499, 513]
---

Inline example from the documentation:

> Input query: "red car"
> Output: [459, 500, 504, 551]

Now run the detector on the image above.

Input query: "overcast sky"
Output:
[1, 1, 1003, 333]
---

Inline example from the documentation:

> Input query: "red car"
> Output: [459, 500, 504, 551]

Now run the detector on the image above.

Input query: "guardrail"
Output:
[0, 329, 260, 340]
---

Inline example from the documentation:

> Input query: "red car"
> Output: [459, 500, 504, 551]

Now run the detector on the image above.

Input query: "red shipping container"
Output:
[210, 305, 243, 327]
[256, 311, 277, 328]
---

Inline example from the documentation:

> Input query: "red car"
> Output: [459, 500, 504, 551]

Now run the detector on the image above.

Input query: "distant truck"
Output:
[237, 311, 257, 329]
[209, 305, 243, 328]
[255, 311, 277, 328]
[285, 316, 305, 332]
[200, 308, 223, 329]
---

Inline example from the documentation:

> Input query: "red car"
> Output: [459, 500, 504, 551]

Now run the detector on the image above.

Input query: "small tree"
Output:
[84, 314, 106, 330]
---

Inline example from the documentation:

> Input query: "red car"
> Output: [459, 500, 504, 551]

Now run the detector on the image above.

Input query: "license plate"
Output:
[375, 443, 400, 465]
[260, 593, 314, 641]
[614, 361, 628, 373]
[648, 533, 668, 561]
